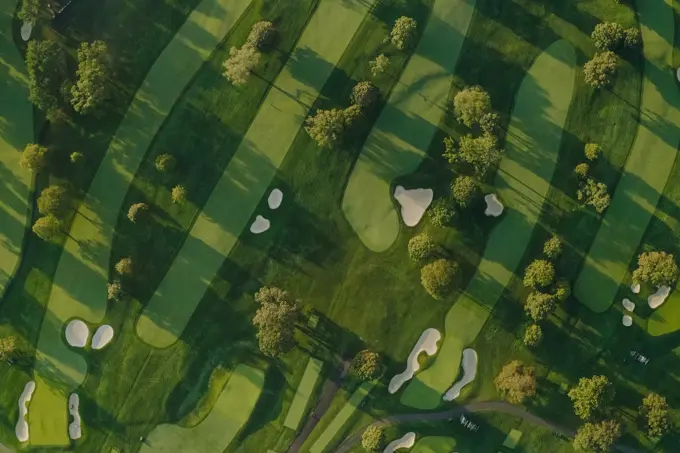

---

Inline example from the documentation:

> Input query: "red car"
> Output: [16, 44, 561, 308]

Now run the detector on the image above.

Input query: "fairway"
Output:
[574, 0, 680, 312]
[135, 0, 375, 349]
[411, 436, 457, 453]
[28, 0, 252, 444]
[648, 290, 680, 335]
[402, 41, 576, 409]
[284, 357, 323, 430]
[0, 0, 33, 298]
[139, 364, 264, 453]
[341, 0, 477, 252]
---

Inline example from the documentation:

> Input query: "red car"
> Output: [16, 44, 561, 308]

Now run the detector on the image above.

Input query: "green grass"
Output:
[574, 0, 680, 312]
[411, 436, 457, 453]
[502, 429, 523, 449]
[284, 357, 323, 430]
[341, 0, 477, 252]
[139, 364, 265, 453]
[401, 40, 577, 410]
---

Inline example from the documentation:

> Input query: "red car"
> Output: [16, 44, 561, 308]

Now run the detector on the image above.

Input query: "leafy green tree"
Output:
[420, 259, 459, 300]
[26, 40, 67, 119]
[223, 44, 260, 87]
[584, 51, 618, 89]
[408, 233, 440, 262]
[523, 259, 555, 289]
[18, 0, 42, 23]
[390, 16, 417, 50]
[591, 22, 625, 50]
[252, 286, 300, 357]
[369, 54, 390, 77]
[427, 197, 455, 227]
[305, 105, 361, 148]
[523, 324, 543, 347]
[494, 360, 537, 404]
[70, 152, 84, 164]
[624, 27, 641, 48]
[247, 21, 275, 50]
[451, 175, 478, 208]
[632, 251, 678, 287]
[351, 350, 381, 381]
[155, 153, 176, 172]
[573, 420, 621, 452]
[568, 375, 615, 420]
[71, 41, 113, 115]
[543, 235, 563, 260]
[20, 143, 48, 172]
[480, 112, 501, 136]
[641, 393, 670, 438]
[453, 86, 491, 127]
[107, 281, 122, 302]
[115, 257, 134, 276]
[554, 278, 571, 303]
[37, 185, 71, 217]
[574, 163, 589, 180]
[444, 133, 501, 177]
[171, 185, 187, 205]
[32, 215, 62, 241]
[577, 178, 611, 213]
[361, 426, 386, 451]
[585, 143, 602, 161]
[525, 291, 555, 322]
[127, 202, 150, 223]
[350, 81, 378, 108]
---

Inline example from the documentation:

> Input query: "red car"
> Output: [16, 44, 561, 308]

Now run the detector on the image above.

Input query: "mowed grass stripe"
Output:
[284, 357, 323, 430]
[135, 0, 376, 349]
[401, 41, 577, 410]
[574, 0, 680, 313]
[341, 0, 476, 252]
[0, 0, 33, 297]
[29, 0, 252, 445]
[139, 364, 265, 453]
[412, 436, 457, 453]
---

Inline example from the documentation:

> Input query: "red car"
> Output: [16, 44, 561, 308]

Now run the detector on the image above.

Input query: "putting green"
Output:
[401, 41, 576, 409]
[0, 0, 33, 297]
[308, 381, 374, 453]
[284, 357, 323, 430]
[139, 364, 264, 453]
[503, 429, 523, 449]
[29, 0, 252, 444]
[341, 0, 477, 252]
[574, 0, 680, 313]
[648, 289, 680, 335]
[411, 436, 457, 453]
[135, 0, 375, 348]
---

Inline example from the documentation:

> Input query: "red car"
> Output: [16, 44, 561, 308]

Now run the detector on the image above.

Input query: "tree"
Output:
[350, 81, 378, 108]
[252, 286, 300, 357]
[585, 143, 601, 161]
[523, 324, 543, 347]
[591, 22, 625, 50]
[632, 251, 678, 287]
[37, 185, 71, 217]
[574, 163, 589, 180]
[127, 202, 150, 223]
[361, 426, 385, 451]
[26, 40, 67, 118]
[525, 291, 556, 322]
[390, 16, 417, 50]
[223, 44, 260, 87]
[369, 54, 390, 77]
[480, 112, 501, 136]
[641, 393, 669, 438]
[20, 143, 48, 172]
[523, 259, 555, 289]
[408, 233, 439, 262]
[444, 133, 501, 177]
[584, 51, 618, 89]
[453, 86, 492, 127]
[494, 360, 537, 404]
[543, 235, 563, 260]
[554, 278, 571, 303]
[351, 350, 381, 381]
[247, 21, 275, 50]
[568, 375, 615, 420]
[427, 197, 456, 227]
[420, 259, 459, 300]
[70, 152, 84, 164]
[624, 27, 641, 48]
[305, 105, 361, 148]
[71, 41, 113, 115]
[18, 0, 42, 23]
[107, 281, 122, 302]
[32, 215, 62, 241]
[155, 153, 176, 172]
[0, 336, 17, 362]
[577, 178, 611, 213]
[573, 420, 621, 452]
[115, 257, 134, 276]
[171, 185, 187, 205]
[451, 175, 479, 208]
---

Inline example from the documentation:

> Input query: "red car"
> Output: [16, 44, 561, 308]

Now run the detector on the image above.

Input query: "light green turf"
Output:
[284, 357, 323, 430]
[28, 0, 252, 445]
[401, 41, 577, 409]
[135, 0, 375, 348]
[139, 364, 264, 453]
[503, 429, 523, 449]
[341, 0, 476, 252]
[411, 436, 457, 453]
[309, 381, 374, 453]
[0, 0, 33, 297]
[648, 288, 680, 335]
[574, 0, 680, 313]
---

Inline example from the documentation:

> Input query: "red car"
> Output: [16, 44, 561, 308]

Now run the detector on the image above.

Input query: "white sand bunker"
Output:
[622, 298, 635, 312]
[383, 432, 416, 453]
[443, 348, 478, 401]
[393, 186, 433, 227]
[68, 393, 81, 439]
[622, 315, 633, 327]
[268, 189, 283, 209]
[15, 381, 35, 442]
[631, 282, 640, 294]
[20, 22, 32, 41]
[250, 215, 270, 234]
[389, 328, 441, 394]
[484, 194, 504, 217]
[677, 68, 680, 82]
[65, 319, 89, 348]
[648, 285, 671, 309]
[91, 325, 114, 350]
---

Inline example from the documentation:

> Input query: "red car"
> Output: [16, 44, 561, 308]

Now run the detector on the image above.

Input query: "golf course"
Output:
[0, 0, 679, 451]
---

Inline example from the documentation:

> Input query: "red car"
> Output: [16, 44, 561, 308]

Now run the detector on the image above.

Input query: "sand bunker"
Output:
[393, 186, 433, 227]
[92, 325, 114, 350]
[648, 285, 671, 309]
[383, 432, 416, 453]
[389, 328, 441, 394]
[15, 381, 35, 442]
[250, 215, 270, 234]
[65, 319, 89, 348]
[622, 315, 633, 327]
[443, 348, 478, 401]
[484, 194, 504, 217]
[677, 68, 680, 82]
[68, 393, 81, 439]
[20, 22, 32, 41]
[631, 282, 640, 294]
[622, 298, 635, 312]
[268, 189, 283, 209]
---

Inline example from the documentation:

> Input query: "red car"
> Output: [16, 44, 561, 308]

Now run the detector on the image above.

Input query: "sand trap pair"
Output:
[65, 320, 114, 349]
[15, 384, 81, 442]
[249, 189, 283, 234]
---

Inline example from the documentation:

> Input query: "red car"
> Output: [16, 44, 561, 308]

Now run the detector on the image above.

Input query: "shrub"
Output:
[107, 281, 122, 302]
[421, 259, 459, 300]
[350, 81, 378, 108]
[568, 375, 615, 420]
[71, 41, 112, 115]
[408, 233, 439, 262]
[591, 22, 625, 50]
[427, 197, 456, 227]
[115, 257, 134, 276]
[624, 27, 641, 48]
[247, 21, 275, 49]
[351, 350, 381, 381]
[305, 105, 361, 148]
[495, 360, 537, 404]
[369, 54, 390, 77]
[37, 185, 70, 217]
[523, 324, 543, 347]
[361, 426, 386, 451]
[584, 51, 618, 89]
[584, 143, 601, 161]
[525, 291, 556, 322]
[577, 178, 611, 213]
[127, 203, 150, 223]
[155, 153, 176, 172]
[543, 235, 563, 260]
[453, 86, 491, 127]
[574, 163, 589, 180]
[390, 16, 417, 50]
[223, 44, 260, 87]
[523, 259, 555, 288]
[32, 215, 62, 241]
[451, 175, 479, 208]
[632, 251, 678, 287]
[20, 143, 48, 172]
[171, 185, 187, 205]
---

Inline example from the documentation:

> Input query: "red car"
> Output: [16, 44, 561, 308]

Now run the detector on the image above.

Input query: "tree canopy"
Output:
[543, 235, 563, 260]
[32, 215, 62, 241]
[369, 54, 390, 77]
[420, 259, 459, 300]
[591, 22, 625, 50]
[408, 233, 440, 262]
[252, 286, 300, 357]
[115, 257, 134, 276]
[641, 393, 669, 438]
[247, 21, 275, 50]
[427, 197, 455, 227]
[155, 153, 176, 172]
[444, 133, 501, 177]
[568, 375, 615, 420]
[0, 336, 17, 362]
[350, 81, 378, 108]
[632, 251, 678, 287]
[453, 86, 492, 127]
[223, 44, 261, 87]
[107, 281, 122, 302]
[26, 40, 67, 119]
[18, 0, 42, 24]
[361, 426, 385, 451]
[20, 143, 48, 172]
[523, 259, 555, 289]
[37, 185, 71, 217]
[171, 185, 187, 205]
[584, 143, 601, 161]
[573, 420, 621, 452]
[351, 350, 381, 381]
[524, 291, 555, 322]
[451, 175, 478, 208]
[128, 202, 150, 223]
[494, 360, 537, 404]
[71, 41, 113, 115]
[305, 105, 361, 148]
[584, 51, 618, 89]
[390, 16, 417, 50]
[577, 178, 611, 213]
[523, 324, 543, 347]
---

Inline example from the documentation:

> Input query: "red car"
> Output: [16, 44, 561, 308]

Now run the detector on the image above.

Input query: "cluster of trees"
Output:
[632, 251, 678, 287]
[574, 143, 611, 213]
[583, 21, 639, 89]
[408, 233, 459, 299]
[251, 286, 300, 357]
[223, 21, 274, 86]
